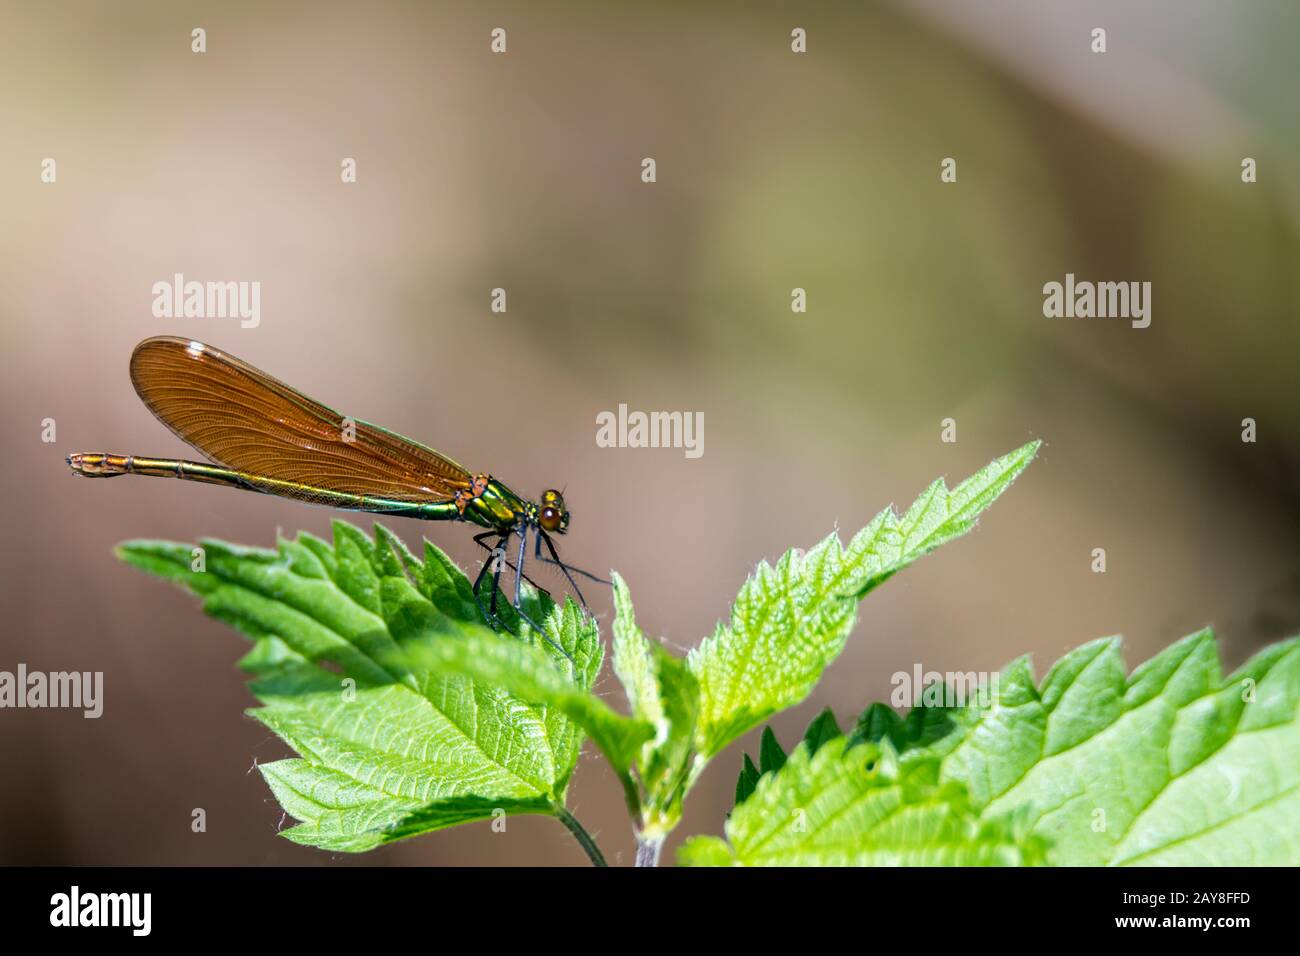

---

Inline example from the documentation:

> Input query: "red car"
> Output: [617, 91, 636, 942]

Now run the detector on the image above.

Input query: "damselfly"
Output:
[68, 336, 605, 644]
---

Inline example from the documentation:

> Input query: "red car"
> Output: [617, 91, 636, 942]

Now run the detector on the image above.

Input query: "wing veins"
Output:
[129, 337, 473, 502]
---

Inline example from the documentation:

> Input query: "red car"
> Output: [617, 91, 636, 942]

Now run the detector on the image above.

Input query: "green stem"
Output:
[635, 833, 664, 867]
[617, 770, 643, 822]
[553, 805, 608, 867]
[684, 754, 709, 794]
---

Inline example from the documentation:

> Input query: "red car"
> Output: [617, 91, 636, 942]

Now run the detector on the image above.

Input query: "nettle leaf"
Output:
[611, 573, 700, 832]
[855, 629, 1300, 866]
[118, 520, 602, 853]
[734, 708, 841, 806]
[687, 441, 1040, 758]
[414, 615, 653, 774]
[758, 727, 787, 775]
[802, 707, 844, 753]
[259, 767, 553, 853]
[735, 754, 761, 805]
[680, 736, 1045, 866]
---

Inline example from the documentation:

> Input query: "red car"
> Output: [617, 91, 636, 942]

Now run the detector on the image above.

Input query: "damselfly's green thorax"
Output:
[455, 478, 569, 535]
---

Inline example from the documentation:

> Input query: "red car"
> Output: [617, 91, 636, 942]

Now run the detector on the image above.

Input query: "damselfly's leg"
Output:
[469, 526, 574, 667]
[470, 531, 510, 631]
[533, 529, 610, 611]
[514, 524, 529, 612]
[510, 523, 576, 667]
[532, 531, 612, 586]
[474, 531, 551, 597]
[489, 534, 508, 619]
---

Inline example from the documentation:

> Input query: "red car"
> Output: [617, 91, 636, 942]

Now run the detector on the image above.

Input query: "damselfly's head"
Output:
[538, 489, 570, 534]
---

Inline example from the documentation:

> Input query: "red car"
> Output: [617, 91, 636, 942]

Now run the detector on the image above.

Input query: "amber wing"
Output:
[129, 336, 473, 502]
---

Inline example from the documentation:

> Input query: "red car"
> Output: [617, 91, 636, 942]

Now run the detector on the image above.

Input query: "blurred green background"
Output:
[1, 0, 1297, 865]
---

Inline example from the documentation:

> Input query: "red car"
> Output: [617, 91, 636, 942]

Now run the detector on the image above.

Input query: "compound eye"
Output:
[539, 507, 562, 532]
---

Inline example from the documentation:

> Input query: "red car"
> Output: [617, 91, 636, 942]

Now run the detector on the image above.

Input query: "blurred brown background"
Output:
[1, 0, 1297, 866]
